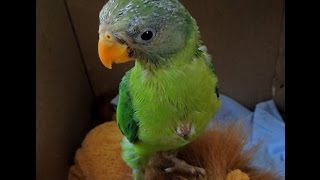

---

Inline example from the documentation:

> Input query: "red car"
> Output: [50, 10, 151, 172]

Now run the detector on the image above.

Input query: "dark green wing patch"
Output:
[116, 71, 139, 143]
[215, 86, 220, 98]
[197, 46, 220, 99]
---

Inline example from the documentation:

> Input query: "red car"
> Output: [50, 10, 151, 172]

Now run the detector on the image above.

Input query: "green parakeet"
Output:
[97, 0, 221, 179]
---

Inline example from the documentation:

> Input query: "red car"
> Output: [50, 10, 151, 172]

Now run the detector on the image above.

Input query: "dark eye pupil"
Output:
[141, 31, 153, 41]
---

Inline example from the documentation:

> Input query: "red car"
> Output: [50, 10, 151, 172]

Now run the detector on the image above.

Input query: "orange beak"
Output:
[98, 31, 133, 69]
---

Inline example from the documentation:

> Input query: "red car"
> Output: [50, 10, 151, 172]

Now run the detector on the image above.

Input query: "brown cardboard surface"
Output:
[66, 0, 284, 109]
[181, 0, 284, 109]
[36, 0, 94, 179]
[66, 0, 134, 98]
[272, 10, 285, 115]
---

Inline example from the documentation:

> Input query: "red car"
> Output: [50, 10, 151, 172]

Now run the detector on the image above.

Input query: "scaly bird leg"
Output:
[161, 153, 206, 178]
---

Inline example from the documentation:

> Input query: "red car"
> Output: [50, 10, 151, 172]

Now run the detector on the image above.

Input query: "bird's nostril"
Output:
[107, 35, 111, 39]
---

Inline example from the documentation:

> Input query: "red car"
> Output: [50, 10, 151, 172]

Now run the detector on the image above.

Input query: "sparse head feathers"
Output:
[99, 0, 200, 65]
[100, 0, 185, 23]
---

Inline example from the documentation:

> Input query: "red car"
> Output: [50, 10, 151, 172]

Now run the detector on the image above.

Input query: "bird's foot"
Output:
[162, 153, 206, 178]
[132, 169, 144, 180]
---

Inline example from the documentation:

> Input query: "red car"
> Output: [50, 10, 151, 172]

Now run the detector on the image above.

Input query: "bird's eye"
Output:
[135, 28, 156, 44]
[141, 30, 153, 41]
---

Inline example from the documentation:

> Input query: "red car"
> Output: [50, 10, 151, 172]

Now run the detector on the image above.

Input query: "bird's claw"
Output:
[165, 166, 206, 177]
[163, 155, 206, 178]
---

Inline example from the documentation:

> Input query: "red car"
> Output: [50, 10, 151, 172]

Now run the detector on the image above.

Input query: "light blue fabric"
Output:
[111, 94, 285, 179]
[211, 94, 285, 179]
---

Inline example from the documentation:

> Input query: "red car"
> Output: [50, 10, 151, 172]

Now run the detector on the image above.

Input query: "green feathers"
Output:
[128, 37, 220, 149]
[117, 70, 139, 143]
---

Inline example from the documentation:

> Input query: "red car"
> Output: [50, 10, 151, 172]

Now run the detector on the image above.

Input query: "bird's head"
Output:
[98, 0, 199, 69]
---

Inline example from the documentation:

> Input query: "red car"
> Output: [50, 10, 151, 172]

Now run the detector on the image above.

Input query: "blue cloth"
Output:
[111, 94, 285, 179]
[211, 95, 285, 179]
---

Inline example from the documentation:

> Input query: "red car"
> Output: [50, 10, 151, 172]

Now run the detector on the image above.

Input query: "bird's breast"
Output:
[129, 60, 220, 148]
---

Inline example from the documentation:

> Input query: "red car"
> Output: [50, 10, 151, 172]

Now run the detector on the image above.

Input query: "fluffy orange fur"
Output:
[144, 122, 276, 180]
[68, 121, 276, 180]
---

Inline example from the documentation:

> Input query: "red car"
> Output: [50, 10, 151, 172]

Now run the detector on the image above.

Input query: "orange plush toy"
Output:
[68, 121, 131, 180]
[68, 121, 276, 180]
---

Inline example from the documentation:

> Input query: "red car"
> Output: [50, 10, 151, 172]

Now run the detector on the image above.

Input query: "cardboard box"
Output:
[36, 0, 284, 179]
